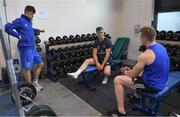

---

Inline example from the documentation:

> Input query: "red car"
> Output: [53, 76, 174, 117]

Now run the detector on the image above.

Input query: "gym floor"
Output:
[0, 79, 101, 116]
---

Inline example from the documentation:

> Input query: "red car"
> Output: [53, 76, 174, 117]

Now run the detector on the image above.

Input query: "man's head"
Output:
[24, 5, 36, 20]
[139, 26, 156, 45]
[96, 27, 105, 40]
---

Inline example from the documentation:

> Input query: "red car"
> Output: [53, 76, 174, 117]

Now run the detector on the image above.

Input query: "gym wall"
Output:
[0, 0, 154, 80]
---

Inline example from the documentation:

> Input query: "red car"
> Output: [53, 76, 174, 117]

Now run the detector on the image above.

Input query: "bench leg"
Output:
[132, 96, 161, 116]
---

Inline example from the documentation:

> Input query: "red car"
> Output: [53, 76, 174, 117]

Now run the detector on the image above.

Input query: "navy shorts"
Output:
[18, 47, 43, 70]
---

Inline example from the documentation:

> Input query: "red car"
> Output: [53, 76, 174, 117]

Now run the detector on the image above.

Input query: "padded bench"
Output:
[132, 72, 180, 116]
[78, 60, 122, 91]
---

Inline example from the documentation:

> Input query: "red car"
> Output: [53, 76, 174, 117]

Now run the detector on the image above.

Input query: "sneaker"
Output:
[102, 77, 108, 84]
[106, 108, 126, 116]
[67, 73, 78, 79]
[33, 83, 43, 92]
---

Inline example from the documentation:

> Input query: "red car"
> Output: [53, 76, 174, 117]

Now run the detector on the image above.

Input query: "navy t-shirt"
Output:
[93, 37, 112, 63]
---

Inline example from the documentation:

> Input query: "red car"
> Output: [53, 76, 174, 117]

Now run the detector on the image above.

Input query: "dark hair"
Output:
[139, 26, 156, 42]
[96, 27, 104, 32]
[24, 5, 36, 14]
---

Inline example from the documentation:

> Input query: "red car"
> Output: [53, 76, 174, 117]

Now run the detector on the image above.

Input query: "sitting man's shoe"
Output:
[106, 108, 126, 116]
[67, 72, 78, 79]
[102, 77, 108, 84]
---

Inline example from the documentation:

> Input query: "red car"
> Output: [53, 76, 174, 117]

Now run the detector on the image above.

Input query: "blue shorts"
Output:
[18, 47, 43, 70]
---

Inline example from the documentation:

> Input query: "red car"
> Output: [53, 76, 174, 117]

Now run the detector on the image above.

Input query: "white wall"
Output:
[119, 0, 154, 60]
[0, 0, 154, 75]
[5, 0, 123, 59]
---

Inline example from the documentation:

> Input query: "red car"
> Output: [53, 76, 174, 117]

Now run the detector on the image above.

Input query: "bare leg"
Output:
[22, 69, 31, 82]
[67, 58, 95, 79]
[102, 65, 111, 84]
[114, 75, 134, 113]
[33, 63, 43, 79]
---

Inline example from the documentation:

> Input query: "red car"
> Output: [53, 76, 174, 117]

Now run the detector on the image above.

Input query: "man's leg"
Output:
[102, 65, 111, 84]
[113, 75, 134, 114]
[22, 69, 31, 82]
[32, 50, 44, 91]
[67, 58, 95, 79]
[32, 63, 43, 83]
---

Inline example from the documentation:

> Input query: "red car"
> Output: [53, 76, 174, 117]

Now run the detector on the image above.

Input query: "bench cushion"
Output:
[139, 72, 180, 98]
[83, 65, 97, 73]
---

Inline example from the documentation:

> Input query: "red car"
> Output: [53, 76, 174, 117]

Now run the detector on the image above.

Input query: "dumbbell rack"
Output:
[156, 30, 180, 71]
[44, 34, 96, 82]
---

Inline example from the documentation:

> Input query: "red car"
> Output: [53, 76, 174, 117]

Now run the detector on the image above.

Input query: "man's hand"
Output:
[100, 65, 104, 71]
[96, 63, 101, 71]
[120, 66, 131, 74]
[40, 29, 45, 33]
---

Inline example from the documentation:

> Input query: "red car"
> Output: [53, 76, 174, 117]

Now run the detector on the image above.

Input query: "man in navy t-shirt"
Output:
[68, 27, 112, 84]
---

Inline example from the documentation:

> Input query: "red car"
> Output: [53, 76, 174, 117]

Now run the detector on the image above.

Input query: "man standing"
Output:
[5, 5, 45, 92]
[68, 27, 112, 84]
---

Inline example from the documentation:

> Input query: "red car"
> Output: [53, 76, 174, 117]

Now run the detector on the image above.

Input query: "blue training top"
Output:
[142, 43, 170, 90]
[5, 15, 39, 48]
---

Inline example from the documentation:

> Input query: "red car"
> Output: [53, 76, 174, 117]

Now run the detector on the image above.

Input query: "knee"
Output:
[84, 59, 90, 64]
[104, 69, 110, 76]
[37, 63, 43, 68]
[114, 76, 123, 84]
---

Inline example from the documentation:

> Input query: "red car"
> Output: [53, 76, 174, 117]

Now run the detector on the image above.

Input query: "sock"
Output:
[33, 77, 38, 84]
[118, 111, 126, 115]
[74, 69, 82, 77]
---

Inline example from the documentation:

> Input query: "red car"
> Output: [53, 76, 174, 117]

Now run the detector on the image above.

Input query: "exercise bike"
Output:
[0, 18, 57, 116]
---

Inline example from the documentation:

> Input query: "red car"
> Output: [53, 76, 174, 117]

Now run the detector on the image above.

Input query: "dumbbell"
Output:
[81, 34, 87, 42]
[35, 37, 41, 44]
[92, 33, 97, 40]
[56, 36, 62, 45]
[169, 45, 177, 56]
[62, 36, 68, 44]
[69, 35, 75, 43]
[34, 30, 40, 36]
[49, 48, 56, 57]
[174, 31, 180, 41]
[105, 34, 111, 39]
[75, 34, 81, 42]
[156, 30, 160, 40]
[159, 30, 166, 40]
[166, 31, 174, 40]
[48, 37, 56, 45]
[36, 45, 42, 53]
[86, 33, 92, 41]
[139, 45, 146, 52]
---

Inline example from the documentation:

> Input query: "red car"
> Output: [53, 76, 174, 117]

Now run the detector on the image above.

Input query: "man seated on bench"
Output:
[67, 27, 112, 84]
[109, 26, 170, 116]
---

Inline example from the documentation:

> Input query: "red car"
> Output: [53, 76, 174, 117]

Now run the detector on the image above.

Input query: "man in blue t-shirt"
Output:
[5, 5, 45, 92]
[109, 26, 170, 116]
[68, 27, 112, 84]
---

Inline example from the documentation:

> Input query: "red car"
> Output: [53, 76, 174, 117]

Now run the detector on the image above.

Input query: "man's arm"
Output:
[93, 48, 99, 65]
[124, 53, 146, 77]
[101, 48, 111, 67]
[5, 19, 22, 39]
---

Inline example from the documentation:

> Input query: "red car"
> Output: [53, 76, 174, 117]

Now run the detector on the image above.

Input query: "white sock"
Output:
[33, 78, 38, 84]
[75, 69, 82, 76]
[68, 69, 82, 79]
[102, 76, 108, 84]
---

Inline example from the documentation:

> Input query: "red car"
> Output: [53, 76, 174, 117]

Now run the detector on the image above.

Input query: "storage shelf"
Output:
[157, 40, 180, 45]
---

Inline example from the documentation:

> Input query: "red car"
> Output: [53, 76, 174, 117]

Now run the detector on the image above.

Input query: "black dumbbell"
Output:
[34, 30, 40, 36]
[92, 33, 97, 40]
[81, 34, 86, 42]
[69, 35, 75, 43]
[156, 30, 160, 40]
[62, 36, 68, 44]
[36, 45, 42, 53]
[86, 33, 92, 41]
[139, 45, 146, 52]
[159, 31, 166, 40]
[176, 46, 180, 57]
[48, 37, 56, 45]
[105, 34, 111, 39]
[35, 37, 41, 44]
[49, 48, 56, 57]
[166, 31, 174, 40]
[56, 36, 61, 44]
[174, 31, 180, 41]
[75, 34, 81, 42]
